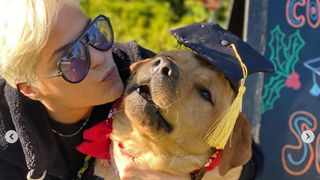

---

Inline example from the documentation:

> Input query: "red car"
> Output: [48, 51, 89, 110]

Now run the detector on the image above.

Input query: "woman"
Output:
[0, 0, 201, 179]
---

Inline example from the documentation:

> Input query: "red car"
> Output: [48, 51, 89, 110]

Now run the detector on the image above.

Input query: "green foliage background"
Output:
[80, 0, 231, 52]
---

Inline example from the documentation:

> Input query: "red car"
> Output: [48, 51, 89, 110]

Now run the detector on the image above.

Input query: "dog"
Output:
[90, 50, 253, 179]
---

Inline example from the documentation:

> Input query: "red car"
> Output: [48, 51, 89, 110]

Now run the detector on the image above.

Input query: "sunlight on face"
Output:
[35, 4, 123, 112]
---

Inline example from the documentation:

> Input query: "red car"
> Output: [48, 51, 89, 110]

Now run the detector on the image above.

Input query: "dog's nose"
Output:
[152, 56, 179, 78]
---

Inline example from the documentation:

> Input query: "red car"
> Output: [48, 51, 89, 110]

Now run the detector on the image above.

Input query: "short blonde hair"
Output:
[0, 0, 80, 88]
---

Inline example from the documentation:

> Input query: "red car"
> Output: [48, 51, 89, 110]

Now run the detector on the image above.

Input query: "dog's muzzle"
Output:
[124, 55, 181, 134]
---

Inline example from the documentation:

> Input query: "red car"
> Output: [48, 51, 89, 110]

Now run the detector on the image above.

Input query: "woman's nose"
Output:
[88, 46, 106, 69]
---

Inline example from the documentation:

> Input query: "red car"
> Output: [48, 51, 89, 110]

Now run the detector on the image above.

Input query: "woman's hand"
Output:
[111, 142, 191, 180]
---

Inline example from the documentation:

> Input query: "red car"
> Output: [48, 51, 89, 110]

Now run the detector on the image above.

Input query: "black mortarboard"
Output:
[170, 22, 274, 88]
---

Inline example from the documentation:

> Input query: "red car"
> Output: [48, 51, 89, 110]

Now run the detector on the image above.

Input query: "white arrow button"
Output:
[5, 130, 18, 144]
[301, 130, 315, 144]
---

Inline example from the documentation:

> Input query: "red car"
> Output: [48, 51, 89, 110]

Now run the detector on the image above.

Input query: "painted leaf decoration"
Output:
[261, 26, 305, 113]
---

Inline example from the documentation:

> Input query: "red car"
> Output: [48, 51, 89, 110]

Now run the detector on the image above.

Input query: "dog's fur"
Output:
[95, 50, 252, 179]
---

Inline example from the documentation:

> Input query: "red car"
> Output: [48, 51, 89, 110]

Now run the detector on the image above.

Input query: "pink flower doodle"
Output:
[285, 72, 301, 90]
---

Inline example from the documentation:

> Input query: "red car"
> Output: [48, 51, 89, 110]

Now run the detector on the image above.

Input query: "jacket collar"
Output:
[3, 82, 64, 178]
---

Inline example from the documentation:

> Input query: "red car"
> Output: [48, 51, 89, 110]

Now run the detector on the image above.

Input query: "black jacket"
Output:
[0, 42, 155, 180]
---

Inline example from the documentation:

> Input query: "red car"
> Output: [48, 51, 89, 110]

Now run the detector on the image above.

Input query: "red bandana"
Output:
[76, 99, 122, 159]
[77, 98, 222, 172]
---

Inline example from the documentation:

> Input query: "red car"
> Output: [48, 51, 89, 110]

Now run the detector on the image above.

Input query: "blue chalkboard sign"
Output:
[243, 0, 320, 179]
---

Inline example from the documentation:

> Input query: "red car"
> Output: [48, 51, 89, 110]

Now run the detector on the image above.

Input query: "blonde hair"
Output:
[0, 0, 80, 88]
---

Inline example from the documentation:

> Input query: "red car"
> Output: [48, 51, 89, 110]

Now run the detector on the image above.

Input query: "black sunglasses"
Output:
[16, 15, 114, 89]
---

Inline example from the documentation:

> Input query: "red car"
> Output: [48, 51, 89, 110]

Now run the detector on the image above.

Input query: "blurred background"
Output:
[80, 0, 232, 52]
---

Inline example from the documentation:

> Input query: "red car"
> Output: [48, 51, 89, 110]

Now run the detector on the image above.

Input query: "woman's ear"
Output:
[219, 112, 252, 176]
[18, 83, 40, 100]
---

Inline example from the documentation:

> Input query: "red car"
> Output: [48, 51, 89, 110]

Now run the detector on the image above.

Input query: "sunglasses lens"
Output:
[57, 16, 113, 84]
[60, 42, 89, 82]
[87, 17, 113, 50]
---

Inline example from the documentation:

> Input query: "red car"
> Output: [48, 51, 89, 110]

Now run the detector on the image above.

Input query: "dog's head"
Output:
[112, 50, 252, 175]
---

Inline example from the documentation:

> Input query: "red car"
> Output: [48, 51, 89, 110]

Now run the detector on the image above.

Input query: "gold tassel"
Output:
[204, 44, 248, 149]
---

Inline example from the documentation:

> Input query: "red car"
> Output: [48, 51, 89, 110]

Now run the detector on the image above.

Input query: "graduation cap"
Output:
[170, 22, 274, 149]
[170, 22, 274, 88]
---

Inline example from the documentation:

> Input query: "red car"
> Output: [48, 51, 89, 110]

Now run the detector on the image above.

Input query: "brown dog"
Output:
[94, 50, 252, 179]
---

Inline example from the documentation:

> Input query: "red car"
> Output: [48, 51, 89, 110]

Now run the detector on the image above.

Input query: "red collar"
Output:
[192, 150, 222, 174]
[77, 98, 222, 172]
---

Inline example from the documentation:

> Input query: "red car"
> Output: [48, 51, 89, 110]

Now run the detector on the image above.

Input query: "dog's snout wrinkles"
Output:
[153, 56, 179, 78]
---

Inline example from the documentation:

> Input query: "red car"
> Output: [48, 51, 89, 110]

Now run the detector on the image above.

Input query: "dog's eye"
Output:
[198, 87, 212, 103]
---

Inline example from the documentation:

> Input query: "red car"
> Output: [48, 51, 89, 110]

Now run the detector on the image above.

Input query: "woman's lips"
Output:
[100, 66, 116, 83]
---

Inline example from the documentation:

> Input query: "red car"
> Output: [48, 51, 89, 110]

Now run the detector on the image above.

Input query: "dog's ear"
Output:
[219, 112, 252, 176]
[130, 58, 152, 72]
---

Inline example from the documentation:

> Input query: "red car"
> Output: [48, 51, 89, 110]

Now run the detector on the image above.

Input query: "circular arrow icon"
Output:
[301, 130, 315, 144]
[5, 130, 18, 144]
